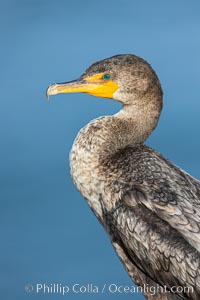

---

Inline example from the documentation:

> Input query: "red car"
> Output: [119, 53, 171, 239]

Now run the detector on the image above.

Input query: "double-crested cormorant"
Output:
[47, 54, 200, 299]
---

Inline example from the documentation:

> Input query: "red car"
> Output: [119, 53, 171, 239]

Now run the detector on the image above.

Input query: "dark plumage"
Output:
[47, 54, 200, 299]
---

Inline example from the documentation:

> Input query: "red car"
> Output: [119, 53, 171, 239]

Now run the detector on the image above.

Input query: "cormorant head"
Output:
[46, 54, 162, 105]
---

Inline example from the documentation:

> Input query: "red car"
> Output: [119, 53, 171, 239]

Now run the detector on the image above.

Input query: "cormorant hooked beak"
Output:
[46, 73, 118, 99]
[46, 78, 87, 97]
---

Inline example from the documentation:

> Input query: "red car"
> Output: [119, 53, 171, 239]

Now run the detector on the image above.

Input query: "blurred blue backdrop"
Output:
[1, 0, 200, 299]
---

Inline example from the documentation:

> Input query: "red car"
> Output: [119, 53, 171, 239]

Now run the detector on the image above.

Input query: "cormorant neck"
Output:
[71, 93, 162, 165]
[86, 99, 161, 162]
[111, 92, 162, 146]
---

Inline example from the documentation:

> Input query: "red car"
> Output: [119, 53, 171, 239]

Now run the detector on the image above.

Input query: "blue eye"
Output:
[103, 73, 111, 80]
